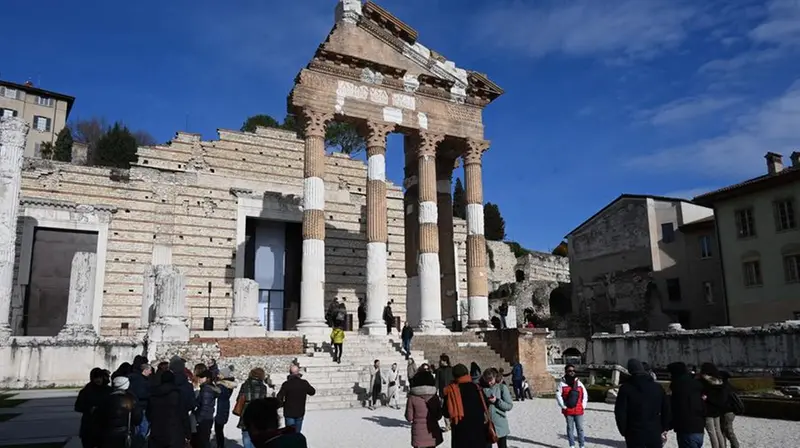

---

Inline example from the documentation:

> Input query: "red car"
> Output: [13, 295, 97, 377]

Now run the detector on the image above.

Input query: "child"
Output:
[522, 377, 533, 399]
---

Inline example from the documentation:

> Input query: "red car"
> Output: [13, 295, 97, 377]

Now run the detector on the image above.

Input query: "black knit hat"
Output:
[452, 363, 469, 378]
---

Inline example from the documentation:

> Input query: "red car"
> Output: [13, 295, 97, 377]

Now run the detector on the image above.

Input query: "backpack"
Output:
[729, 390, 745, 415]
[335, 310, 346, 321]
[564, 386, 580, 409]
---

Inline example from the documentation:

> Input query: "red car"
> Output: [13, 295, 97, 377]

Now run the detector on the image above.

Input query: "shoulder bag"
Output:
[476, 384, 498, 443]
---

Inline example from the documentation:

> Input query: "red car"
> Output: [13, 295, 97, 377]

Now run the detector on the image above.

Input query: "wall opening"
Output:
[515, 270, 525, 282]
[549, 287, 572, 316]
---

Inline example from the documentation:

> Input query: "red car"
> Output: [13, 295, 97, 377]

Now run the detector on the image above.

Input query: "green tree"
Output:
[39, 142, 54, 160]
[53, 127, 73, 162]
[91, 122, 138, 169]
[240, 114, 281, 133]
[325, 121, 365, 155]
[453, 178, 467, 219]
[484, 202, 506, 241]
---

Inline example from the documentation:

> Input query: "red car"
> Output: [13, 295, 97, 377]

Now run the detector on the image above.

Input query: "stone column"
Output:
[147, 265, 189, 343]
[403, 136, 421, 328]
[58, 252, 99, 339]
[416, 132, 447, 333]
[464, 139, 491, 328]
[437, 156, 458, 325]
[0, 119, 28, 339]
[363, 121, 394, 334]
[297, 109, 332, 333]
[229, 278, 264, 337]
[140, 265, 156, 330]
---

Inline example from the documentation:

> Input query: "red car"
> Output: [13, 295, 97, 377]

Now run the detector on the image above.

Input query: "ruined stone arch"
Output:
[549, 286, 571, 316]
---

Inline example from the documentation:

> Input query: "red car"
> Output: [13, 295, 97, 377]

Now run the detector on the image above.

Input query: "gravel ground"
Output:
[296, 398, 799, 448]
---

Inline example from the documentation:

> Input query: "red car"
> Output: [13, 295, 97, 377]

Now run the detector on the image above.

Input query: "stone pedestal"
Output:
[147, 265, 189, 343]
[0, 118, 29, 340]
[57, 252, 99, 340]
[229, 278, 265, 337]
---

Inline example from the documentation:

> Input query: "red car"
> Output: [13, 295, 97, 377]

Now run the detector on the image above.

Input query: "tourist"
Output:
[667, 362, 705, 448]
[168, 356, 197, 418]
[111, 362, 132, 380]
[699, 362, 730, 448]
[74, 367, 111, 448]
[418, 363, 431, 374]
[207, 359, 220, 379]
[435, 354, 454, 432]
[357, 298, 366, 329]
[521, 377, 533, 400]
[482, 368, 513, 448]
[153, 361, 170, 387]
[510, 358, 524, 401]
[193, 370, 220, 448]
[148, 371, 191, 448]
[276, 364, 316, 433]
[401, 321, 414, 359]
[719, 371, 740, 448]
[330, 325, 345, 364]
[369, 359, 387, 410]
[335, 299, 347, 328]
[325, 298, 340, 328]
[214, 368, 237, 448]
[614, 358, 671, 448]
[387, 363, 402, 409]
[128, 362, 153, 445]
[498, 301, 509, 329]
[383, 301, 395, 335]
[469, 362, 482, 384]
[407, 358, 418, 383]
[405, 370, 444, 448]
[642, 362, 658, 381]
[96, 376, 143, 448]
[236, 368, 269, 448]
[241, 398, 307, 448]
[556, 364, 588, 448]
[442, 363, 492, 448]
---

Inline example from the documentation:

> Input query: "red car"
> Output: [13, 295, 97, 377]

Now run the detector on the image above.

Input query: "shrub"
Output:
[741, 397, 800, 421]
[586, 385, 611, 402]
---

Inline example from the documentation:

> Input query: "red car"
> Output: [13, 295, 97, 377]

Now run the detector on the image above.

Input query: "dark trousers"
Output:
[214, 421, 226, 448]
[192, 420, 213, 448]
[625, 439, 662, 448]
[402, 338, 411, 355]
[371, 382, 382, 406]
[676, 433, 704, 448]
[333, 343, 343, 362]
[512, 379, 523, 400]
[386, 323, 392, 334]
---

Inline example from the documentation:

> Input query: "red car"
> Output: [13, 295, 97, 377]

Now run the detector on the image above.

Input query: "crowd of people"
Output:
[74, 355, 316, 448]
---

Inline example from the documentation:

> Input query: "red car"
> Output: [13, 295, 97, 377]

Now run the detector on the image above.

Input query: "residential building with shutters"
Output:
[0, 80, 74, 158]
[694, 151, 800, 326]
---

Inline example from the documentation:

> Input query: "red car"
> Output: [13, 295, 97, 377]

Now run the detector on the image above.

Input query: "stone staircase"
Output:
[411, 333, 513, 373]
[292, 333, 424, 411]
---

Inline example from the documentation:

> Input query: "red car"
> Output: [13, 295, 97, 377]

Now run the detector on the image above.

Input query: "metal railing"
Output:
[260, 289, 291, 331]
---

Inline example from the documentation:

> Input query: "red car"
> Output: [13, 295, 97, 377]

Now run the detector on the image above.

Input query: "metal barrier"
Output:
[260, 289, 290, 331]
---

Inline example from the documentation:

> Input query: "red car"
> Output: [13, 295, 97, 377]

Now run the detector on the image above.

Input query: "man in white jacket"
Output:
[555, 364, 589, 448]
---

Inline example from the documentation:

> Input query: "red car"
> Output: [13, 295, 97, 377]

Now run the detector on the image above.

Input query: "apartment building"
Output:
[0, 80, 74, 157]
[694, 152, 800, 326]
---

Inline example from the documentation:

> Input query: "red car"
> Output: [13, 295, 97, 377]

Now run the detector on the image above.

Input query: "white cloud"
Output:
[628, 80, 800, 177]
[476, 0, 698, 60]
[640, 96, 742, 126]
[749, 0, 800, 45]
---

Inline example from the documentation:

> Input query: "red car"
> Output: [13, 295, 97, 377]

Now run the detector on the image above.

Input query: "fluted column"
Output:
[363, 122, 395, 334]
[0, 118, 28, 340]
[417, 132, 447, 333]
[297, 109, 332, 333]
[403, 136, 421, 328]
[58, 252, 98, 340]
[464, 139, 491, 328]
[437, 157, 458, 325]
[229, 278, 264, 337]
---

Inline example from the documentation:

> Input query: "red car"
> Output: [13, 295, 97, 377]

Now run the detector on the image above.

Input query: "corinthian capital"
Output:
[417, 131, 445, 158]
[365, 121, 395, 148]
[301, 109, 333, 138]
[464, 139, 490, 165]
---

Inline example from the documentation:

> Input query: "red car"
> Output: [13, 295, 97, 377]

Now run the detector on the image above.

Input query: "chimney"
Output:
[765, 152, 784, 174]
[791, 151, 800, 168]
[24, 80, 33, 87]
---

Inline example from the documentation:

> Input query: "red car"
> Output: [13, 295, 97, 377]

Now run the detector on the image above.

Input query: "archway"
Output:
[549, 287, 572, 316]
[562, 347, 582, 364]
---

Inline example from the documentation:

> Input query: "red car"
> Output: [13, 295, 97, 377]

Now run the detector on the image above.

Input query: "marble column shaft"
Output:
[141, 265, 157, 329]
[59, 252, 98, 336]
[298, 109, 331, 331]
[364, 122, 394, 333]
[464, 139, 491, 327]
[154, 265, 188, 320]
[417, 132, 446, 332]
[231, 278, 260, 326]
[0, 118, 28, 338]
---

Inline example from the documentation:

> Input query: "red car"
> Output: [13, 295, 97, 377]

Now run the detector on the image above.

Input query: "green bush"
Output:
[586, 385, 611, 402]
[730, 377, 775, 392]
[741, 397, 800, 421]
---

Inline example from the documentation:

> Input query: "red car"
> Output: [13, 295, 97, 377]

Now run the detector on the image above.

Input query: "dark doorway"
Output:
[23, 228, 98, 336]
[549, 287, 572, 316]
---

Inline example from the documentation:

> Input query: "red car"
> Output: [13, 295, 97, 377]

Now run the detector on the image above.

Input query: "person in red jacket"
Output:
[555, 364, 588, 448]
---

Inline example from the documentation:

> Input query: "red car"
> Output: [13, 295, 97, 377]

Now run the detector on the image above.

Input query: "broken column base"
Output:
[147, 318, 190, 343]
[57, 325, 99, 342]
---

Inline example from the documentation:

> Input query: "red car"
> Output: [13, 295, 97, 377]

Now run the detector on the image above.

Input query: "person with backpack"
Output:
[556, 364, 588, 448]
[699, 363, 730, 448]
[330, 325, 345, 364]
[720, 371, 741, 448]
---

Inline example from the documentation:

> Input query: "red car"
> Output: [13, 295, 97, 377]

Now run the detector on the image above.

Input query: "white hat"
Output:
[112, 376, 130, 391]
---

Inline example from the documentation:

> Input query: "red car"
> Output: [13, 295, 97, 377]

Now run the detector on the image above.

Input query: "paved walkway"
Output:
[0, 389, 81, 446]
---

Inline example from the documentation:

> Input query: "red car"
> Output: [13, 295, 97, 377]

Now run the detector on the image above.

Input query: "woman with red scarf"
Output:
[442, 364, 493, 448]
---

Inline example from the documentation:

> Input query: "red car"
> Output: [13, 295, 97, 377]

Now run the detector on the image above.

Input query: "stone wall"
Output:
[588, 321, 800, 370]
[13, 127, 469, 335]
[482, 328, 555, 394]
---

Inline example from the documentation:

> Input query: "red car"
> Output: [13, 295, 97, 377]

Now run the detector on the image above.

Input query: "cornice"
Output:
[20, 197, 118, 214]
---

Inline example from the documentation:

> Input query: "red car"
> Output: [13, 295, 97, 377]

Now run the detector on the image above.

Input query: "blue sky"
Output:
[3, 0, 800, 252]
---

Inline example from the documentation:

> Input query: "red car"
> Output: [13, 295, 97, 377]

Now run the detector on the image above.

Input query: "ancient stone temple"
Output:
[0, 1, 508, 389]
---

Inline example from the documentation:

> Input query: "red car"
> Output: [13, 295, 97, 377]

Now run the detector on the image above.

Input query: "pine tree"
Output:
[91, 123, 138, 169]
[484, 202, 506, 241]
[452, 178, 467, 219]
[240, 114, 281, 133]
[53, 127, 73, 162]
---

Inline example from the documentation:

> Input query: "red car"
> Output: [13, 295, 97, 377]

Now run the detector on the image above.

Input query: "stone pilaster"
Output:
[464, 139, 491, 327]
[147, 265, 189, 343]
[403, 135, 421, 328]
[298, 109, 332, 334]
[229, 278, 264, 337]
[363, 121, 394, 334]
[57, 252, 99, 340]
[416, 132, 447, 333]
[0, 118, 28, 340]
[437, 156, 458, 324]
[140, 265, 157, 331]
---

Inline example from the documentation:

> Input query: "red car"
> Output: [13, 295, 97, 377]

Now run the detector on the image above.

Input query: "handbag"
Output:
[232, 393, 246, 417]
[476, 384, 498, 443]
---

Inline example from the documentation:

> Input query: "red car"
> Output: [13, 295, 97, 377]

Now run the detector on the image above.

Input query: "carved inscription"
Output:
[446, 104, 481, 123]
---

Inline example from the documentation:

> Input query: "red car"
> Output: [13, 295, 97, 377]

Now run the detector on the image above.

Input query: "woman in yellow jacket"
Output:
[330, 326, 345, 364]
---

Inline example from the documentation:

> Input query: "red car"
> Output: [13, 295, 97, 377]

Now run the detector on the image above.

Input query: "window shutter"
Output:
[46, 117, 51, 132]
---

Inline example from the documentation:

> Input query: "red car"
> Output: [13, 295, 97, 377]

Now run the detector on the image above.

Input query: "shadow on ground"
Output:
[362, 416, 410, 428]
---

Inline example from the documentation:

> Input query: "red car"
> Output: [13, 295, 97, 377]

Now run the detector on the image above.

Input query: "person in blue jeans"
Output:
[401, 322, 414, 359]
[668, 362, 706, 448]
[276, 364, 316, 434]
[511, 360, 524, 401]
[556, 365, 588, 448]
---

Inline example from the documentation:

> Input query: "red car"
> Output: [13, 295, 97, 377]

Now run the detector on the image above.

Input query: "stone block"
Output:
[615, 323, 631, 334]
[58, 252, 99, 341]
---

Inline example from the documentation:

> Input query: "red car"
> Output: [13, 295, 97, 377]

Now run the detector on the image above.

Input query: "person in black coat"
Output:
[667, 362, 706, 448]
[148, 371, 191, 448]
[128, 362, 153, 443]
[276, 365, 316, 434]
[442, 364, 489, 448]
[699, 363, 730, 448]
[214, 369, 237, 448]
[242, 398, 307, 448]
[96, 376, 143, 448]
[614, 359, 671, 448]
[75, 368, 112, 448]
[169, 356, 197, 415]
